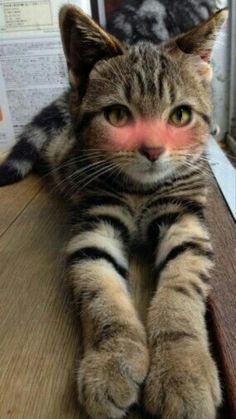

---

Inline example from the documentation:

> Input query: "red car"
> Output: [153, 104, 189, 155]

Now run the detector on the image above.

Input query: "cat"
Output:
[0, 4, 227, 419]
[106, 0, 217, 44]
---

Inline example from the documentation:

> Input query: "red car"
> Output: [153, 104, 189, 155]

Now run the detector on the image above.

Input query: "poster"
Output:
[0, 0, 91, 149]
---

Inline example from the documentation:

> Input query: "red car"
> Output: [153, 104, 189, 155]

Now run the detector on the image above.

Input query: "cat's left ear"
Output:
[167, 8, 228, 80]
[59, 5, 124, 89]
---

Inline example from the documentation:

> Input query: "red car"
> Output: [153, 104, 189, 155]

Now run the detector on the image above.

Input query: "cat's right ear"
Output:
[165, 8, 228, 81]
[59, 5, 124, 89]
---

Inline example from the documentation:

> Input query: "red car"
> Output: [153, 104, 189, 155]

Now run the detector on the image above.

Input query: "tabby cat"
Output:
[0, 4, 227, 419]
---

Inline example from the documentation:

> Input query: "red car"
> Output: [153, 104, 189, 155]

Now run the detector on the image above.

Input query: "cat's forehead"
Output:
[86, 42, 208, 116]
[108, 42, 177, 76]
[128, 42, 171, 67]
[92, 42, 185, 97]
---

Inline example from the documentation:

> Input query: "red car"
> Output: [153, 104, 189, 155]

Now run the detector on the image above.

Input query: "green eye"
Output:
[169, 106, 192, 127]
[104, 106, 131, 127]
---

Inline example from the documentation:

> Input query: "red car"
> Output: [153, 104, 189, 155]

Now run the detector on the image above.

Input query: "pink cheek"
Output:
[108, 119, 196, 152]
[164, 126, 196, 151]
[107, 125, 141, 151]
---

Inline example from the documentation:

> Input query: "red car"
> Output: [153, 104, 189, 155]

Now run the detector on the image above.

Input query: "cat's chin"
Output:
[123, 164, 175, 185]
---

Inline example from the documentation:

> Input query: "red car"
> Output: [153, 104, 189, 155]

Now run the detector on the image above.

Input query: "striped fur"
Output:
[0, 5, 227, 419]
[0, 94, 70, 186]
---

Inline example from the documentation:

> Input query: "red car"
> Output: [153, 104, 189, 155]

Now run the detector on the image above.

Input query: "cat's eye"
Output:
[169, 106, 192, 127]
[104, 106, 131, 127]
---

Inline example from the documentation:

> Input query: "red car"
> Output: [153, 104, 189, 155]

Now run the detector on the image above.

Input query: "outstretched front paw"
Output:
[144, 339, 221, 419]
[78, 337, 149, 419]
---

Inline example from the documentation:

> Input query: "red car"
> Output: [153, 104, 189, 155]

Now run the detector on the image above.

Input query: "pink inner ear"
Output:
[200, 49, 212, 62]
[108, 119, 197, 151]
[186, 54, 213, 80]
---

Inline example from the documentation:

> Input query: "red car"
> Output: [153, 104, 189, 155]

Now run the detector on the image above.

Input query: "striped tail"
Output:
[0, 93, 70, 187]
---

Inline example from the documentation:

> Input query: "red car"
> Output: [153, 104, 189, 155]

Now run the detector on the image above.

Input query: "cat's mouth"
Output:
[122, 153, 175, 184]
[140, 160, 162, 174]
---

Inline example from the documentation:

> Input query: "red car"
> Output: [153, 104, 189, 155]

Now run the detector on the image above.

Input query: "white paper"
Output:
[0, 0, 91, 39]
[0, 0, 91, 150]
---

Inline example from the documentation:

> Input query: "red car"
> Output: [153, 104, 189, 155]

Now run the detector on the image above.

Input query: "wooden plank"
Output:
[207, 182, 236, 418]
[0, 185, 81, 419]
[0, 153, 43, 237]
[0, 174, 43, 237]
[0, 154, 40, 236]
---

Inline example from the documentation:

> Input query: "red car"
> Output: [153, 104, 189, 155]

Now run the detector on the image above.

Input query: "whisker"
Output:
[72, 164, 118, 193]
[55, 159, 107, 191]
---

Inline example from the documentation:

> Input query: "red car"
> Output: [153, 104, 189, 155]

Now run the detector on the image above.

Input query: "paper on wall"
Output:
[0, 0, 91, 150]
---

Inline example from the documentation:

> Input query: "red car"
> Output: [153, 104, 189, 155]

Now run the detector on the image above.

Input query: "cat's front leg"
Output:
[67, 202, 149, 419]
[143, 210, 221, 418]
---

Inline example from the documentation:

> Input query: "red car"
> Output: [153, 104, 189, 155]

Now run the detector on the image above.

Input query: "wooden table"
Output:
[0, 174, 235, 418]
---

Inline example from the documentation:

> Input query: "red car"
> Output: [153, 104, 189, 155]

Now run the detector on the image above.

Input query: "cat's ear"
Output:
[167, 8, 228, 80]
[59, 5, 124, 88]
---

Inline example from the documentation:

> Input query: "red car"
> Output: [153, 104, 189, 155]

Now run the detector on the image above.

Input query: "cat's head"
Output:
[59, 5, 227, 185]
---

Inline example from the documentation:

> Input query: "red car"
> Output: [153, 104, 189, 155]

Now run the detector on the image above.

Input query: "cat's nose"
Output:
[139, 146, 165, 162]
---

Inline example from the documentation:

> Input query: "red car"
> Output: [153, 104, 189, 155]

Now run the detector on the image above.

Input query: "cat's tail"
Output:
[0, 92, 70, 187]
[0, 134, 40, 186]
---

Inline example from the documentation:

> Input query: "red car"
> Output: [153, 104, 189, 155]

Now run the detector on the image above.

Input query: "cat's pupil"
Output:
[117, 109, 124, 120]
[177, 108, 184, 121]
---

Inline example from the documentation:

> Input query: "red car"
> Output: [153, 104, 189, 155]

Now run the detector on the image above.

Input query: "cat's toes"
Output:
[143, 341, 221, 419]
[78, 338, 149, 419]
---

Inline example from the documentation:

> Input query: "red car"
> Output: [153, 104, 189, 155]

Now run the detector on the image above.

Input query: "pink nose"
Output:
[139, 146, 165, 162]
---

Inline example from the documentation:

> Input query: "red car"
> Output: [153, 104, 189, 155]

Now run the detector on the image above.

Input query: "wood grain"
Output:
[0, 185, 80, 419]
[207, 182, 236, 418]
[0, 176, 42, 238]
[0, 154, 43, 237]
